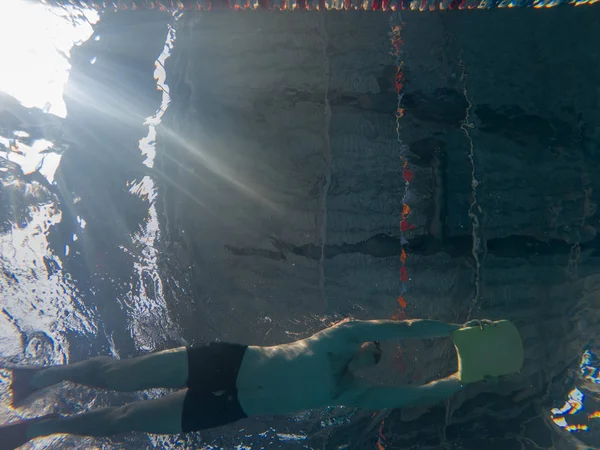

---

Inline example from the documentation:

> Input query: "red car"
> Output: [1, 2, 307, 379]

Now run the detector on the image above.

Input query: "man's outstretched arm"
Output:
[337, 319, 463, 342]
[348, 374, 463, 410]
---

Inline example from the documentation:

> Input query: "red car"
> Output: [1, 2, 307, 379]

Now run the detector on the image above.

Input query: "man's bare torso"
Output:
[236, 321, 369, 415]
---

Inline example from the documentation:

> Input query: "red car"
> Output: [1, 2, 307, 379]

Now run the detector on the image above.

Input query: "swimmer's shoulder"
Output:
[306, 319, 362, 351]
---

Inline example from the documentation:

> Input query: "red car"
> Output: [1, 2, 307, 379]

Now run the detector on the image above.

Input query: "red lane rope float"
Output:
[375, 16, 407, 450]
[390, 20, 410, 325]
[40, 0, 598, 11]
[391, 22, 409, 386]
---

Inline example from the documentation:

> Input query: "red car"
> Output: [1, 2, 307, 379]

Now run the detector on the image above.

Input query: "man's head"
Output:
[348, 341, 382, 372]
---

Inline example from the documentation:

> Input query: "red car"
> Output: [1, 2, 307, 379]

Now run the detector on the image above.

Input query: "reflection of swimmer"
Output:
[0, 318, 492, 449]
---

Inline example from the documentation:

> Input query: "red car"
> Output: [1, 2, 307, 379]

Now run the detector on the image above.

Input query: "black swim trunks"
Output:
[182, 342, 248, 432]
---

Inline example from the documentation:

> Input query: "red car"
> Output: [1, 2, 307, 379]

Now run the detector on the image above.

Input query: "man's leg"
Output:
[27, 389, 187, 440]
[9, 347, 189, 403]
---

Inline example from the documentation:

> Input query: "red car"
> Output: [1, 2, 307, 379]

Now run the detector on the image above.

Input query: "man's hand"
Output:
[462, 319, 495, 330]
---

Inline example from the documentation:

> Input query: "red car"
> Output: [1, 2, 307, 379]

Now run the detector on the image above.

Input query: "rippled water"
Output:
[0, 2, 354, 448]
[0, 2, 183, 448]
[1, 1, 600, 449]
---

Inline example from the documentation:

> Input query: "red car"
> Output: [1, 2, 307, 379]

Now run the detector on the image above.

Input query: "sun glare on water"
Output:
[0, 0, 99, 119]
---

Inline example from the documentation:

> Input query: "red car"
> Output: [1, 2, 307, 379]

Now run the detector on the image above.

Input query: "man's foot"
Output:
[0, 414, 57, 450]
[8, 367, 44, 406]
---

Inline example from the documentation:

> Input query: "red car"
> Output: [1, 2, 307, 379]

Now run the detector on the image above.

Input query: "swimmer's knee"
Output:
[108, 404, 142, 434]
[93, 356, 117, 371]
[84, 356, 137, 390]
[101, 359, 140, 390]
[93, 405, 131, 436]
[68, 356, 115, 386]
[110, 401, 173, 434]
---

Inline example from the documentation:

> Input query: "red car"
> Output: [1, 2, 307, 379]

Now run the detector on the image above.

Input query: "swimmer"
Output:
[0, 318, 492, 449]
